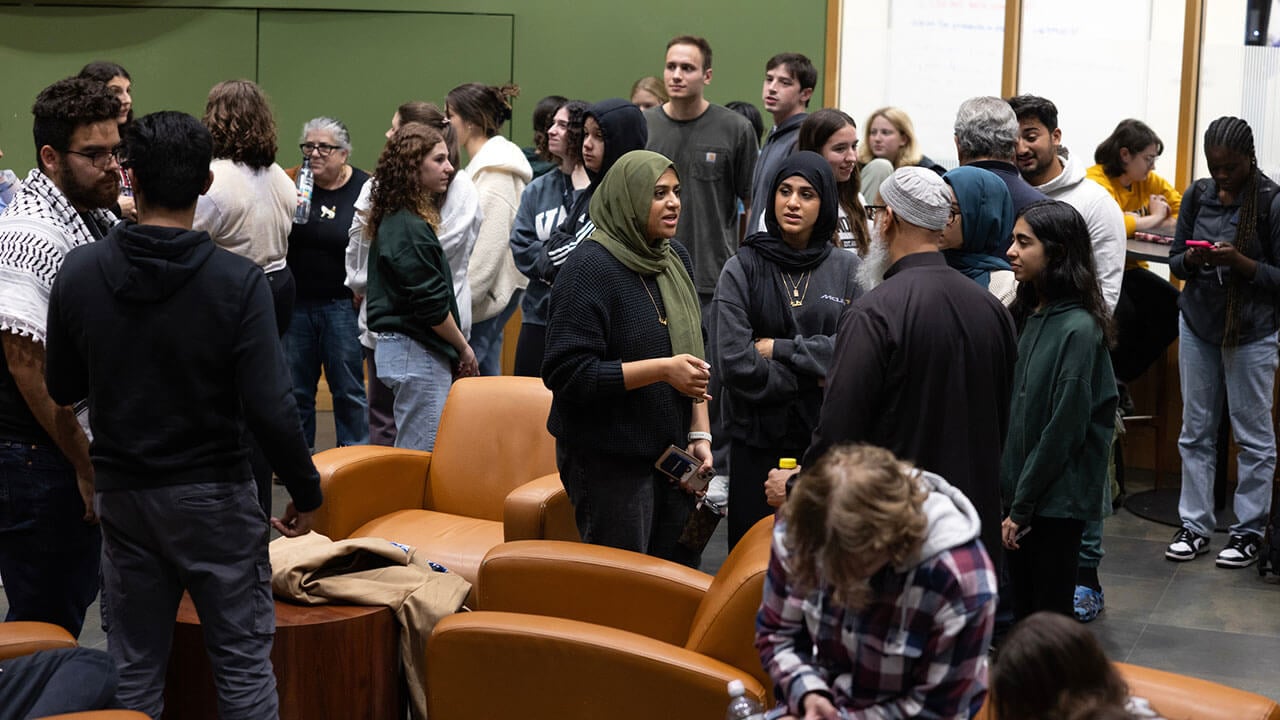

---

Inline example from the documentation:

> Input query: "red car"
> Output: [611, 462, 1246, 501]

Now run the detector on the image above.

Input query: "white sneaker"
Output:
[704, 474, 729, 507]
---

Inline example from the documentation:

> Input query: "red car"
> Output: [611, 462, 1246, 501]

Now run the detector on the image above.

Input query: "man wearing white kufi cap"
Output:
[771, 165, 1019, 575]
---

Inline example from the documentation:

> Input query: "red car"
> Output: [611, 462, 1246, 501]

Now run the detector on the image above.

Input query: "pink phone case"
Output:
[1185, 240, 1214, 249]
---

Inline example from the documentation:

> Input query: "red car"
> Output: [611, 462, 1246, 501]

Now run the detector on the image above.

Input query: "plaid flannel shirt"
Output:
[756, 520, 997, 719]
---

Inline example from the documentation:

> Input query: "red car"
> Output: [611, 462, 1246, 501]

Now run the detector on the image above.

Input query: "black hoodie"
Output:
[45, 222, 321, 511]
[542, 98, 649, 277]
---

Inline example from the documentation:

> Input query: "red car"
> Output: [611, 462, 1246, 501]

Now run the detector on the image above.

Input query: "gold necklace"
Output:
[781, 270, 811, 307]
[640, 276, 668, 326]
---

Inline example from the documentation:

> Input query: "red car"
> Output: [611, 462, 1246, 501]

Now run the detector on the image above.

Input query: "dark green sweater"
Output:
[1001, 300, 1117, 526]
[366, 210, 460, 362]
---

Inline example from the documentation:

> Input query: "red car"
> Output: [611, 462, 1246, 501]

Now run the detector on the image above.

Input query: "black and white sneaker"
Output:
[1165, 528, 1210, 561]
[1216, 534, 1261, 568]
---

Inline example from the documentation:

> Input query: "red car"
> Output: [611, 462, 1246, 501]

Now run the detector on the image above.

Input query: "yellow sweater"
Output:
[1086, 164, 1182, 237]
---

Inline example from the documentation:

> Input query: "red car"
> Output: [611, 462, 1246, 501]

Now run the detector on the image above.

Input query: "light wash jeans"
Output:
[470, 292, 521, 377]
[1176, 315, 1278, 538]
[374, 332, 453, 451]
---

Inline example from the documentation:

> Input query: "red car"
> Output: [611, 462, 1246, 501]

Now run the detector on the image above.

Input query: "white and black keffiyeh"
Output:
[0, 168, 117, 344]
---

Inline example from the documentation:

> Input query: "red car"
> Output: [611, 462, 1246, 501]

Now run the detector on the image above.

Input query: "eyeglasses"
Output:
[300, 143, 343, 157]
[865, 204, 886, 221]
[65, 146, 123, 169]
[947, 206, 961, 224]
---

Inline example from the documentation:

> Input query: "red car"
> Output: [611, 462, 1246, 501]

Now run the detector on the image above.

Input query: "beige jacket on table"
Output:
[270, 533, 471, 720]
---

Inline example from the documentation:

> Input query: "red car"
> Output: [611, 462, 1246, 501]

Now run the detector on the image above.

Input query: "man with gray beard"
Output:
[771, 166, 1017, 570]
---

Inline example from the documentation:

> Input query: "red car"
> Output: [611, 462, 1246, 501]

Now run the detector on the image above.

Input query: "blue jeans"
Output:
[284, 298, 369, 448]
[374, 332, 453, 451]
[0, 441, 101, 638]
[470, 292, 521, 377]
[1177, 315, 1278, 537]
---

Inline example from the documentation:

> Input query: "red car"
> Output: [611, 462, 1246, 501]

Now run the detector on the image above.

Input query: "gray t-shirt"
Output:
[645, 104, 757, 295]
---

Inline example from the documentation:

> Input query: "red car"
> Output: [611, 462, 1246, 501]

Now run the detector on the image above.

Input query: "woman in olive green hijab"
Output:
[542, 150, 713, 568]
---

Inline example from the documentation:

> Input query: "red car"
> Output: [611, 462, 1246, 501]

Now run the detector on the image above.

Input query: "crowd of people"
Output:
[0, 31, 1276, 720]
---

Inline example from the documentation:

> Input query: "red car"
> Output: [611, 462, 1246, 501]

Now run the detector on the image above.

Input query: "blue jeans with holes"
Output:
[375, 332, 454, 451]
[284, 298, 369, 448]
[0, 440, 100, 638]
[1177, 315, 1278, 538]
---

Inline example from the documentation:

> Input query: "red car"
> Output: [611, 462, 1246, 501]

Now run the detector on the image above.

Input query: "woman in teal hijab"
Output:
[941, 165, 1017, 305]
[542, 150, 713, 568]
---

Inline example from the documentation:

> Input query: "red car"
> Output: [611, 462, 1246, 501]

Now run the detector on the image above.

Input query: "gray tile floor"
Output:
[5, 413, 1280, 703]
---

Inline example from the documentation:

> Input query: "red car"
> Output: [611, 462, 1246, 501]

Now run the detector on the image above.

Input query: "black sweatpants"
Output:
[727, 442, 801, 550]
[1007, 515, 1086, 621]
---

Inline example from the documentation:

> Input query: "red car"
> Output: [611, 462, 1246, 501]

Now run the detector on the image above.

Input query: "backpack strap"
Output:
[1181, 178, 1208, 234]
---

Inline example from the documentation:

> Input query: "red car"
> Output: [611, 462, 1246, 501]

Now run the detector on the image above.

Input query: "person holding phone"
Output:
[1165, 117, 1280, 568]
[710, 151, 860, 549]
[543, 150, 711, 568]
[1001, 200, 1118, 620]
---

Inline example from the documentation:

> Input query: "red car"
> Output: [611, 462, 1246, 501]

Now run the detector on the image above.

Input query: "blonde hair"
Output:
[630, 76, 668, 104]
[858, 106, 923, 168]
[781, 444, 929, 608]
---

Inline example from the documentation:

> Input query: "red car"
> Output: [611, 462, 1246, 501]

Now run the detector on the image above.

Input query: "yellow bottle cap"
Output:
[778, 457, 797, 470]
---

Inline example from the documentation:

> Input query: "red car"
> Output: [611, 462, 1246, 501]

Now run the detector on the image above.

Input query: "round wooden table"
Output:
[162, 594, 403, 719]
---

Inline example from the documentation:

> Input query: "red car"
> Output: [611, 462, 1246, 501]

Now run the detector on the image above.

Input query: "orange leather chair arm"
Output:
[1118, 662, 1280, 720]
[477, 540, 712, 646]
[0, 621, 76, 661]
[502, 472, 579, 542]
[973, 662, 1280, 720]
[427, 612, 768, 720]
[310, 446, 432, 539]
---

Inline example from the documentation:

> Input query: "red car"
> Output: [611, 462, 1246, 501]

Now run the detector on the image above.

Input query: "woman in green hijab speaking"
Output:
[542, 150, 713, 568]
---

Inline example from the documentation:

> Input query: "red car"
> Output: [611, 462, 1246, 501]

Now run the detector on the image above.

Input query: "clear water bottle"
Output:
[293, 157, 314, 224]
[0, 169, 18, 207]
[726, 679, 764, 720]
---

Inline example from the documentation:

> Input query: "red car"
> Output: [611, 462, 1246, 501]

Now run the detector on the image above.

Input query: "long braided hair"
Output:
[1204, 116, 1260, 347]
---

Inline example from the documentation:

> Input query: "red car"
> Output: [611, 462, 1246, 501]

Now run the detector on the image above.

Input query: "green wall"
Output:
[0, 0, 826, 174]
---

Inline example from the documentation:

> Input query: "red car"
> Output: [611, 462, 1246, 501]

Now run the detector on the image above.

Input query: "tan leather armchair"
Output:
[974, 662, 1280, 720]
[425, 517, 776, 719]
[0, 621, 149, 719]
[310, 376, 577, 604]
[0, 621, 76, 661]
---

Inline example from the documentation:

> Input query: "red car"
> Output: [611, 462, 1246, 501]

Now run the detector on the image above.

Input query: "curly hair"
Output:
[32, 77, 122, 172]
[446, 82, 520, 138]
[77, 61, 132, 124]
[202, 79, 278, 170]
[531, 95, 567, 163]
[800, 108, 870, 253]
[366, 123, 447, 241]
[781, 444, 929, 609]
[559, 100, 590, 167]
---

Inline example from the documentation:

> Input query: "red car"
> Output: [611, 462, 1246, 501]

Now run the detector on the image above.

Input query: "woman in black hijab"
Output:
[710, 151, 863, 549]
